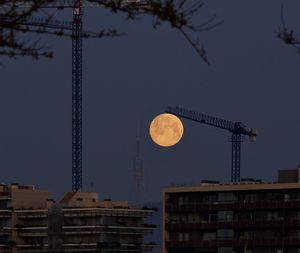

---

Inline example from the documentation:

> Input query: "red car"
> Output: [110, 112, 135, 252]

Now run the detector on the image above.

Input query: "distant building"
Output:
[163, 168, 300, 253]
[0, 183, 156, 253]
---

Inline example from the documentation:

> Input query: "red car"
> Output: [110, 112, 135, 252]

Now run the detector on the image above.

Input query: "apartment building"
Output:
[164, 169, 300, 253]
[0, 184, 156, 253]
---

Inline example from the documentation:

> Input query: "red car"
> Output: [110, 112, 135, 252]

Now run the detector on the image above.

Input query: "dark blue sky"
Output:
[1, 0, 300, 203]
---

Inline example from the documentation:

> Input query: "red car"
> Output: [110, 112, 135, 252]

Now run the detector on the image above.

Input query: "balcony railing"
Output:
[63, 207, 154, 218]
[0, 192, 11, 197]
[166, 200, 300, 212]
[63, 224, 154, 235]
[166, 219, 300, 230]
[166, 238, 300, 248]
[8, 226, 47, 238]
[0, 244, 14, 253]
[15, 242, 155, 252]
[62, 242, 154, 252]
[0, 210, 12, 218]
[17, 244, 48, 253]
[15, 210, 48, 219]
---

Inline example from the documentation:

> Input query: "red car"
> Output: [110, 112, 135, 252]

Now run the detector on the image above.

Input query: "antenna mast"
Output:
[134, 128, 144, 205]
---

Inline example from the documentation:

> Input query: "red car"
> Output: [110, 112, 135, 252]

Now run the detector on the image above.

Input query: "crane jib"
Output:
[165, 106, 257, 182]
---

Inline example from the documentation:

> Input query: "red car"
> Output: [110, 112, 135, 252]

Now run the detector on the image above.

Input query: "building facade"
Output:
[0, 184, 156, 253]
[163, 169, 300, 253]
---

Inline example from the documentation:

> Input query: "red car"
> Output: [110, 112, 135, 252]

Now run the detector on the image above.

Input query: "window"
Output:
[217, 211, 233, 222]
[274, 211, 284, 220]
[284, 194, 290, 202]
[178, 233, 190, 241]
[218, 192, 234, 202]
[188, 214, 199, 223]
[246, 212, 256, 221]
[184, 233, 190, 241]
[178, 196, 184, 205]
[267, 212, 272, 221]
[0, 200, 9, 209]
[244, 194, 256, 203]
[179, 215, 187, 223]
[203, 232, 216, 240]
[267, 211, 283, 221]
[169, 215, 179, 224]
[0, 219, 10, 227]
[202, 213, 217, 223]
[202, 194, 217, 203]
[217, 229, 234, 240]
[218, 247, 232, 253]
[178, 233, 183, 241]
[236, 213, 242, 221]
[244, 231, 255, 240]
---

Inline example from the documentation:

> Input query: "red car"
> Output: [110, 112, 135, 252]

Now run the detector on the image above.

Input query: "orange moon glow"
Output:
[149, 113, 184, 147]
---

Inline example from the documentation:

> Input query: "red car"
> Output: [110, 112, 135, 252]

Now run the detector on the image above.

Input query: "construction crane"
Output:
[165, 106, 257, 182]
[9, 0, 147, 192]
[8, 0, 86, 192]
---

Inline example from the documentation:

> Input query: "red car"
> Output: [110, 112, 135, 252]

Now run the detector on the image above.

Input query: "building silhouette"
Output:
[163, 169, 300, 253]
[0, 184, 156, 252]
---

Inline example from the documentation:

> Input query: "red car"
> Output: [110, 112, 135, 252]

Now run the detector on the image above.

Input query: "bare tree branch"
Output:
[277, 4, 300, 53]
[90, 0, 221, 62]
[0, 0, 220, 62]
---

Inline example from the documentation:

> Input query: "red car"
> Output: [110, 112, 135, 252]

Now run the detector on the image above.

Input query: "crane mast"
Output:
[165, 106, 257, 182]
[72, 0, 83, 192]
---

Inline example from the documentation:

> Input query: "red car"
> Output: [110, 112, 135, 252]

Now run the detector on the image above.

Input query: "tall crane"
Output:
[6, 0, 85, 192]
[165, 106, 257, 182]
[8, 0, 147, 192]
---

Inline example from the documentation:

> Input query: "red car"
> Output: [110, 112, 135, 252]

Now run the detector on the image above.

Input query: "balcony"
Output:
[63, 224, 154, 235]
[166, 219, 300, 230]
[62, 242, 154, 252]
[15, 210, 48, 219]
[0, 192, 11, 198]
[0, 210, 12, 218]
[0, 246, 15, 253]
[17, 244, 48, 253]
[63, 207, 154, 218]
[166, 238, 300, 248]
[166, 200, 300, 212]
[0, 196, 11, 200]
[1, 227, 12, 236]
[16, 242, 155, 253]
[0, 247, 12, 253]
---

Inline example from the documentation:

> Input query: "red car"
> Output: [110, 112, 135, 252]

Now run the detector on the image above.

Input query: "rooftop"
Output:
[165, 168, 300, 193]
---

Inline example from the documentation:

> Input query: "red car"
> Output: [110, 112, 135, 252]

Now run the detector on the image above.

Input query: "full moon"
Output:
[149, 113, 184, 147]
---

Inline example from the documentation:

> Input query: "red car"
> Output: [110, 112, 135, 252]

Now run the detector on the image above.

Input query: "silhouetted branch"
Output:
[91, 0, 221, 62]
[0, 0, 220, 62]
[277, 5, 300, 53]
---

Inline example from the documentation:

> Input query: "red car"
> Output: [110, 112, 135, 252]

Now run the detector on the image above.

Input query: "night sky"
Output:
[1, 0, 300, 203]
